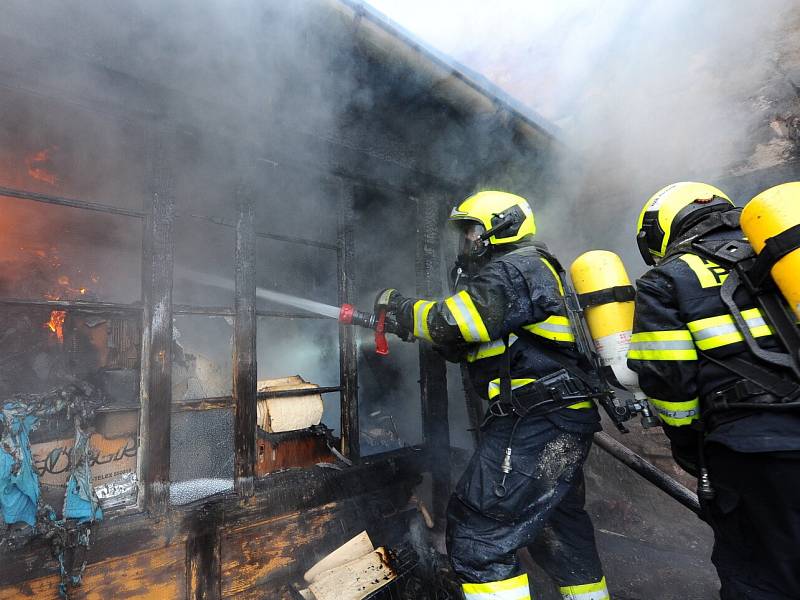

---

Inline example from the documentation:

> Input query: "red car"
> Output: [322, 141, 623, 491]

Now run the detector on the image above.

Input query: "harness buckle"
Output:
[707, 389, 730, 412]
[488, 401, 510, 418]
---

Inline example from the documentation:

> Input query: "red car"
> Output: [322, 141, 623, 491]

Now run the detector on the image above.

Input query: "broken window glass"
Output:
[172, 315, 233, 403]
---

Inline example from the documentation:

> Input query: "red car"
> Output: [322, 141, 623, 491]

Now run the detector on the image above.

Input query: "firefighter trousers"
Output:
[446, 414, 604, 587]
[706, 444, 800, 600]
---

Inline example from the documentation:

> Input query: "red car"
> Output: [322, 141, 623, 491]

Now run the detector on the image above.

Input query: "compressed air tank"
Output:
[570, 250, 644, 397]
[741, 182, 800, 319]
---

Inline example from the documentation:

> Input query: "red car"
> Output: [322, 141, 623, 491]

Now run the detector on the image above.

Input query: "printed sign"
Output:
[32, 432, 138, 508]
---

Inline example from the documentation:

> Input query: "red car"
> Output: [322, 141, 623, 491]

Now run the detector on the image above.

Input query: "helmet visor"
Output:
[454, 221, 486, 259]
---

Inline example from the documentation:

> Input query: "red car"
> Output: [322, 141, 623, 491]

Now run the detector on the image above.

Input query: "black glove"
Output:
[375, 288, 412, 341]
[374, 288, 401, 312]
[384, 312, 413, 342]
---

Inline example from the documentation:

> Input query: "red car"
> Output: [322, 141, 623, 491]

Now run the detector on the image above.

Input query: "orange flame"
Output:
[46, 310, 66, 343]
[26, 146, 59, 186]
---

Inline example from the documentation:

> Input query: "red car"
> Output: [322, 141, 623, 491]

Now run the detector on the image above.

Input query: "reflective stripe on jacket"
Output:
[397, 243, 593, 409]
[627, 230, 794, 428]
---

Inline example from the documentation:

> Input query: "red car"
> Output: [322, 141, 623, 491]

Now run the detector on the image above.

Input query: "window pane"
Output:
[256, 237, 338, 312]
[257, 317, 340, 434]
[253, 172, 338, 247]
[173, 220, 235, 308]
[169, 408, 234, 505]
[0, 87, 147, 211]
[172, 315, 233, 402]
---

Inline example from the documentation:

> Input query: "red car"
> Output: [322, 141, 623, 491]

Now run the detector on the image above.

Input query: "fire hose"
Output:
[592, 431, 701, 516]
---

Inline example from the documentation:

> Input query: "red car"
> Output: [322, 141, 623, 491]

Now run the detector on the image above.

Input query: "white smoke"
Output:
[365, 0, 800, 272]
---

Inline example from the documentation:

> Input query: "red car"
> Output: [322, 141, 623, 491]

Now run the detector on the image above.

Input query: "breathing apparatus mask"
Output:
[448, 205, 526, 292]
[449, 221, 489, 291]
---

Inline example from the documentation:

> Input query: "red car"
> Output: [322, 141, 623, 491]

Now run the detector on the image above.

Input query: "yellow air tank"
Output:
[570, 250, 643, 397]
[741, 182, 800, 320]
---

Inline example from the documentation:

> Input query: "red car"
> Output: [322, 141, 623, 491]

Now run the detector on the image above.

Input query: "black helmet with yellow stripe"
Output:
[637, 182, 734, 265]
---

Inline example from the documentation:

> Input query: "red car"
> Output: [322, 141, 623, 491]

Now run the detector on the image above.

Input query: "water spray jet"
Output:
[177, 268, 391, 355]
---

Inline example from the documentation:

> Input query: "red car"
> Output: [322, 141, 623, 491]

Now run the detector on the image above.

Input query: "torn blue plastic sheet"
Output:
[0, 405, 40, 527]
[63, 428, 103, 523]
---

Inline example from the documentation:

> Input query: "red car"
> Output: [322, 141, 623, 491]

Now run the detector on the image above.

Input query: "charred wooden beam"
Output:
[0, 184, 146, 218]
[173, 305, 235, 317]
[180, 211, 338, 251]
[460, 364, 484, 447]
[234, 184, 257, 497]
[0, 297, 141, 314]
[257, 386, 342, 400]
[186, 502, 223, 600]
[139, 133, 176, 515]
[415, 194, 450, 526]
[337, 179, 359, 460]
[254, 230, 337, 251]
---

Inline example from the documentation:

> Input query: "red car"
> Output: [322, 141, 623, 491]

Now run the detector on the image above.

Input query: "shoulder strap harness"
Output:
[666, 209, 800, 406]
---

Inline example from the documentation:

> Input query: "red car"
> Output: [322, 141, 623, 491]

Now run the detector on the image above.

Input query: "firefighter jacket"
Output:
[395, 241, 600, 433]
[628, 226, 800, 456]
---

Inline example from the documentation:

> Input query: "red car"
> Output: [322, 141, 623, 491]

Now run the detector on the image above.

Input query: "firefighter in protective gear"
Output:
[379, 191, 610, 600]
[628, 181, 800, 599]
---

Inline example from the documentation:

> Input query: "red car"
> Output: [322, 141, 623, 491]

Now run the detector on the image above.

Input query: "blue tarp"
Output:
[63, 429, 102, 523]
[63, 475, 103, 522]
[1, 402, 103, 527]
[0, 408, 40, 526]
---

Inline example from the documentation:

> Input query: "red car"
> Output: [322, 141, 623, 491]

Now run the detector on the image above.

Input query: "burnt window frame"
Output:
[1, 91, 452, 525]
[0, 148, 363, 517]
[0, 182, 149, 513]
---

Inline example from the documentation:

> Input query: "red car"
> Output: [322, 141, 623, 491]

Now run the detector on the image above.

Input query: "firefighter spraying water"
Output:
[177, 269, 395, 355]
[254, 288, 393, 355]
[363, 191, 612, 599]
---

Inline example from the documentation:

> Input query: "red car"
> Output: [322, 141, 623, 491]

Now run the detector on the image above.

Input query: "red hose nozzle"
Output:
[339, 303, 356, 324]
[338, 303, 388, 355]
[338, 304, 374, 328]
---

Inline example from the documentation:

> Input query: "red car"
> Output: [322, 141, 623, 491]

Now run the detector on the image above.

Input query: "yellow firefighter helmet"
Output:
[449, 190, 536, 246]
[637, 182, 733, 265]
